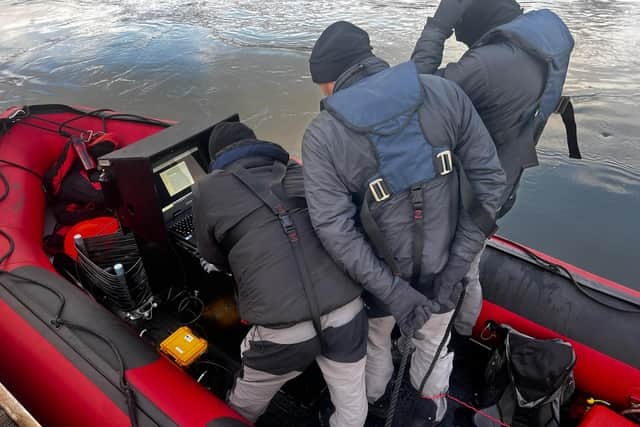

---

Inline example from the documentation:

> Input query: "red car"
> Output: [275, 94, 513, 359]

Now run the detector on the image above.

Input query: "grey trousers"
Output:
[454, 243, 486, 336]
[366, 310, 455, 422]
[228, 297, 368, 427]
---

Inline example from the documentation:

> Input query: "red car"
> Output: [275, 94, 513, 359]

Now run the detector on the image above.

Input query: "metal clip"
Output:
[369, 178, 390, 202]
[8, 109, 26, 122]
[480, 323, 496, 341]
[436, 150, 453, 175]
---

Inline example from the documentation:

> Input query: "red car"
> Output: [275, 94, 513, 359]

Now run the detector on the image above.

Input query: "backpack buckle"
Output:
[369, 178, 390, 202]
[436, 150, 453, 175]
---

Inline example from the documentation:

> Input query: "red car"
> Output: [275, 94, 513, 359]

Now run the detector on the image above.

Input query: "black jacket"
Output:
[302, 57, 505, 311]
[193, 141, 361, 327]
[412, 18, 547, 215]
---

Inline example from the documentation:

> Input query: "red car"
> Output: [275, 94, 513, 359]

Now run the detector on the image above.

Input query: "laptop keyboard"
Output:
[169, 213, 194, 241]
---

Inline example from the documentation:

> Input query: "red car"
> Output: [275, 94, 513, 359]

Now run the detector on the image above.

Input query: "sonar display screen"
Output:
[160, 161, 194, 197]
[154, 148, 206, 213]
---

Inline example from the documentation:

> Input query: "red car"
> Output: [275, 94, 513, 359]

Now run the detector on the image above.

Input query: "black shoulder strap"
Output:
[359, 184, 424, 285]
[359, 192, 401, 276]
[410, 185, 424, 285]
[229, 162, 325, 340]
[417, 106, 498, 238]
[555, 96, 581, 159]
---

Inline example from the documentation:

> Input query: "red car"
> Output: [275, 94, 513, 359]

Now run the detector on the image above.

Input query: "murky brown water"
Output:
[1, 0, 639, 287]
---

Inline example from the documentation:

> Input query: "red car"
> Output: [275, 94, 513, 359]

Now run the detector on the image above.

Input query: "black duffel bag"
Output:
[475, 323, 576, 427]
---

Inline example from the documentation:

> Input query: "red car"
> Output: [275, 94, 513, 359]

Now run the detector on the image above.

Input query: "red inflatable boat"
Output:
[0, 105, 638, 427]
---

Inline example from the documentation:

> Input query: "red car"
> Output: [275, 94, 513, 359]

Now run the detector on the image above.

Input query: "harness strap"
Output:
[410, 185, 424, 285]
[416, 107, 498, 238]
[228, 162, 325, 342]
[359, 192, 401, 276]
[555, 96, 581, 159]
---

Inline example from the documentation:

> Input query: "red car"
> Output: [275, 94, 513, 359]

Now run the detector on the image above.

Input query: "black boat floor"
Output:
[257, 338, 491, 427]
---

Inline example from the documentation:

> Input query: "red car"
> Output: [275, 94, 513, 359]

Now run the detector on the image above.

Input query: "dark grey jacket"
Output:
[412, 20, 546, 213]
[302, 57, 506, 310]
[193, 145, 361, 327]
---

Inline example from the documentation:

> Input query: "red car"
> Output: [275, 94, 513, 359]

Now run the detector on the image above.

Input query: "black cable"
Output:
[418, 292, 466, 394]
[56, 109, 113, 135]
[507, 240, 640, 313]
[0, 159, 43, 180]
[193, 360, 235, 394]
[177, 294, 204, 325]
[0, 229, 15, 266]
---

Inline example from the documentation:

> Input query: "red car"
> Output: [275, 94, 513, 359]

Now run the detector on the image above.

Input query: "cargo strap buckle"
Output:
[436, 150, 453, 175]
[369, 178, 391, 202]
[276, 206, 298, 242]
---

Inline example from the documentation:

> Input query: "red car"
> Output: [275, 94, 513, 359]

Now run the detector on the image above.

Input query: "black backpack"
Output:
[43, 133, 119, 225]
[475, 323, 576, 427]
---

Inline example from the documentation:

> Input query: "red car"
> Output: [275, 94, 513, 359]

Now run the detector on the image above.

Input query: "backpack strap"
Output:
[359, 190, 401, 276]
[410, 185, 424, 285]
[555, 96, 581, 159]
[417, 107, 498, 238]
[228, 162, 325, 342]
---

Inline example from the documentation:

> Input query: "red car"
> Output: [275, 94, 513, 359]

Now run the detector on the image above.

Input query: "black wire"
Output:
[0, 229, 15, 266]
[0, 159, 43, 180]
[56, 109, 113, 135]
[418, 292, 466, 394]
[5, 119, 69, 137]
[194, 360, 235, 378]
[177, 294, 204, 325]
[507, 240, 640, 313]
[193, 360, 235, 394]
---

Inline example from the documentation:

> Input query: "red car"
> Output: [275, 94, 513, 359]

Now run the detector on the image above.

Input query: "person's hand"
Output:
[433, 257, 471, 309]
[200, 258, 221, 274]
[384, 280, 440, 339]
[432, 0, 474, 31]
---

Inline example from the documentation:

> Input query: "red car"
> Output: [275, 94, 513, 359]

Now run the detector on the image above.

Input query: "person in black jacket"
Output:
[412, 0, 574, 341]
[193, 122, 368, 427]
[303, 22, 505, 425]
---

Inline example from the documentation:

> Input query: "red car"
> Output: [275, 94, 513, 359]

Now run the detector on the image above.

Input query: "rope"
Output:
[418, 291, 466, 393]
[507, 240, 640, 313]
[384, 335, 414, 427]
[425, 393, 511, 427]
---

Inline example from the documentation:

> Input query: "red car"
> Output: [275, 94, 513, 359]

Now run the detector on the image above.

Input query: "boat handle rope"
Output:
[507, 240, 640, 314]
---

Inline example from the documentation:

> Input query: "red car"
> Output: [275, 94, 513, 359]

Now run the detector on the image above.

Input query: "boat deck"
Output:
[256, 337, 494, 427]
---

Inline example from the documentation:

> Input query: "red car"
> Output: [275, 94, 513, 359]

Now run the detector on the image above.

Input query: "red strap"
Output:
[423, 393, 511, 427]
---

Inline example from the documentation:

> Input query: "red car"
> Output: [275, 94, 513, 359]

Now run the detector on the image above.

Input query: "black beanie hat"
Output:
[455, 0, 523, 47]
[309, 21, 374, 84]
[208, 121, 257, 160]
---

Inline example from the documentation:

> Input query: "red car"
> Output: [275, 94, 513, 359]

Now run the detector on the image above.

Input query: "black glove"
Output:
[384, 279, 440, 340]
[432, 0, 473, 31]
[433, 256, 470, 310]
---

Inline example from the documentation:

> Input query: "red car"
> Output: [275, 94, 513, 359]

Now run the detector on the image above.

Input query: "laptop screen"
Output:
[153, 147, 206, 215]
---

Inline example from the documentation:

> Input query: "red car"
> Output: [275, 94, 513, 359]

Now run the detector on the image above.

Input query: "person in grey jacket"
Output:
[412, 0, 574, 341]
[193, 122, 368, 427]
[302, 22, 506, 425]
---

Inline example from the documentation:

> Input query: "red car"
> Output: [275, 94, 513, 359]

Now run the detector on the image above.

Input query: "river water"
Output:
[1, 0, 639, 288]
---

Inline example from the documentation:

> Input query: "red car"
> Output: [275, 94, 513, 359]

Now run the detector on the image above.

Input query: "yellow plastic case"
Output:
[159, 326, 208, 367]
